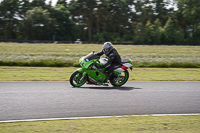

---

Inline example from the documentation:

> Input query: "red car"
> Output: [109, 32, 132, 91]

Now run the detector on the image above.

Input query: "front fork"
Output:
[77, 68, 87, 82]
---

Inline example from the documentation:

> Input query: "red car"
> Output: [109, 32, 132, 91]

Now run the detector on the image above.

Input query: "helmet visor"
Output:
[104, 48, 109, 52]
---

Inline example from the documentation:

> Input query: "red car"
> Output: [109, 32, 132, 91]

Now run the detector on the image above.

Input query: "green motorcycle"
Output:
[70, 52, 133, 87]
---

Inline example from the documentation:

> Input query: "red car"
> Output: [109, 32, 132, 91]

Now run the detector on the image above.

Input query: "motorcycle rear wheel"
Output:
[70, 71, 87, 87]
[111, 70, 129, 87]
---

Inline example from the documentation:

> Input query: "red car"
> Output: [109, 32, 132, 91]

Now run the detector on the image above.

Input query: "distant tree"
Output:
[151, 19, 162, 43]
[57, 0, 68, 7]
[152, 0, 174, 26]
[19, 0, 31, 18]
[178, 0, 200, 25]
[30, 0, 46, 9]
[93, 0, 108, 34]
[174, 5, 188, 41]
[143, 20, 154, 43]
[50, 4, 76, 41]
[177, 0, 200, 43]
[107, 0, 131, 37]
[22, 7, 54, 40]
[0, 0, 20, 39]
[133, 0, 154, 25]
[69, 0, 132, 42]
[69, 0, 97, 42]
[0, 0, 199, 44]
[162, 18, 182, 43]
[133, 22, 145, 43]
[134, 19, 162, 44]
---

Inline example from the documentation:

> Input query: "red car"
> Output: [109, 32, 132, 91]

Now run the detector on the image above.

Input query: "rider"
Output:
[96, 42, 121, 81]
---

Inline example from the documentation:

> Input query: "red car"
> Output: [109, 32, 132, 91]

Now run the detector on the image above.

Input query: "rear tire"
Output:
[70, 71, 87, 87]
[111, 70, 129, 87]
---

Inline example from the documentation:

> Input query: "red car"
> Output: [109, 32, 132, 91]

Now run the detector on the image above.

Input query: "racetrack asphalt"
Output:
[0, 81, 200, 122]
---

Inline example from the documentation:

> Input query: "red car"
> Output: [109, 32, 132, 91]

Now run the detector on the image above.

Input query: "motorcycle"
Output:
[70, 52, 133, 87]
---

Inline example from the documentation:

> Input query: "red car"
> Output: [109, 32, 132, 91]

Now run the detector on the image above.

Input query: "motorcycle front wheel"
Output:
[111, 70, 129, 87]
[70, 71, 87, 87]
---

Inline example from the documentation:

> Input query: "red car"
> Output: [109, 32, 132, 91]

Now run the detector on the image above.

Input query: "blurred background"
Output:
[0, 0, 199, 44]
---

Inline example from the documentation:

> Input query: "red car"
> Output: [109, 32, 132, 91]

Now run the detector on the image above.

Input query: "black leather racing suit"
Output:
[96, 48, 121, 77]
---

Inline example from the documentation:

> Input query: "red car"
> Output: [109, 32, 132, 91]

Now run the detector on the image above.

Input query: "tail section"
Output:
[114, 59, 133, 73]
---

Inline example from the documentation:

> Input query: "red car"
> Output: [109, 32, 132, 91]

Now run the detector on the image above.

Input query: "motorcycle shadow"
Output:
[80, 86, 142, 91]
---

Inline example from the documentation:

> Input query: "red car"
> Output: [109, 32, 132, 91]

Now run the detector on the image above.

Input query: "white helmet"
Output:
[103, 42, 113, 55]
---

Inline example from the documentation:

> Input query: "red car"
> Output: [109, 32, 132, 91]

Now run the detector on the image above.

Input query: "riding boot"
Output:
[109, 72, 118, 82]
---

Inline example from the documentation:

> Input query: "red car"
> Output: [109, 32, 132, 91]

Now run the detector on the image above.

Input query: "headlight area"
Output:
[80, 59, 94, 69]
[80, 61, 85, 67]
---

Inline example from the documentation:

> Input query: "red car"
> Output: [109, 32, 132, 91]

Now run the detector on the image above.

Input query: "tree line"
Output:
[0, 0, 199, 44]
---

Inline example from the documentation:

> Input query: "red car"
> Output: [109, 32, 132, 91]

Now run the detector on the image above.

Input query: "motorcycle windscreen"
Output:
[84, 53, 100, 62]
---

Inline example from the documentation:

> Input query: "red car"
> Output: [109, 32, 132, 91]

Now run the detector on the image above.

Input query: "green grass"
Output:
[0, 43, 200, 67]
[0, 115, 200, 133]
[1, 66, 200, 81]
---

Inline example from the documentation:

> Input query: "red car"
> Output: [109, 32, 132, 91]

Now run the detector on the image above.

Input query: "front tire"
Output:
[111, 70, 129, 87]
[70, 71, 87, 87]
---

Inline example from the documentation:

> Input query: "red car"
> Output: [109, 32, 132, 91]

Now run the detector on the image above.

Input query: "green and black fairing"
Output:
[77, 52, 107, 83]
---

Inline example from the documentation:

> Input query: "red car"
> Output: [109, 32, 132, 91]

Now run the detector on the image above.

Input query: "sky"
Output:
[46, 0, 62, 6]
[47, 0, 58, 6]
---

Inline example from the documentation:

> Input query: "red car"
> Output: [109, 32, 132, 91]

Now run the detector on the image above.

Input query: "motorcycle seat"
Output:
[121, 59, 130, 63]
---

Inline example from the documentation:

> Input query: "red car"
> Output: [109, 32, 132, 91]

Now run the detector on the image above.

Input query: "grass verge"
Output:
[0, 66, 200, 81]
[0, 43, 200, 68]
[0, 115, 200, 133]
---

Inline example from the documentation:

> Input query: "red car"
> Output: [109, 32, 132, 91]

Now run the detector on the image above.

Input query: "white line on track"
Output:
[1, 113, 199, 123]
